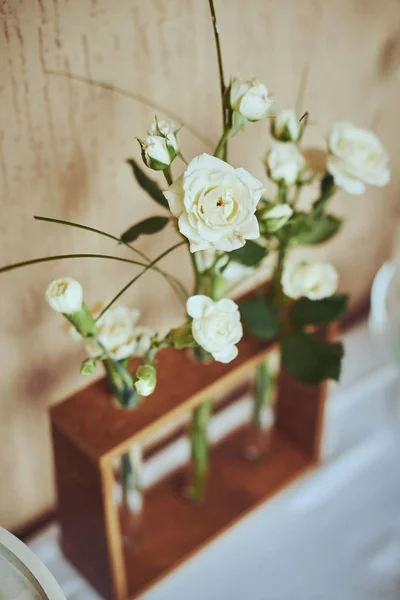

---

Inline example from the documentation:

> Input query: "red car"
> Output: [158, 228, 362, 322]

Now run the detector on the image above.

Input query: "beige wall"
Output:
[0, 0, 399, 530]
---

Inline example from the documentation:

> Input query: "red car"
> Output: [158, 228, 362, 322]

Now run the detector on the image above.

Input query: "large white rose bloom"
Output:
[282, 260, 338, 300]
[164, 153, 264, 252]
[46, 277, 83, 314]
[86, 305, 152, 360]
[267, 143, 306, 185]
[327, 122, 390, 195]
[187, 295, 243, 363]
[272, 109, 300, 142]
[230, 77, 273, 121]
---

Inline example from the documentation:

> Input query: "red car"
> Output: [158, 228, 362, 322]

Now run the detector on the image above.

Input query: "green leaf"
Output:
[239, 297, 280, 340]
[121, 216, 170, 243]
[229, 241, 267, 267]
[231, 110, 248, 136]
[291, 212, 342, 245]
[282, 331, 344, 384]
[320, 173, 335, 199]
[126, 158, 169, 208]
[292, 294, 349, 328]
[80, 358, 98, 375]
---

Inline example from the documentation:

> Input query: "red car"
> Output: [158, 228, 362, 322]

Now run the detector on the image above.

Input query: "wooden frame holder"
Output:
[51, 327, 330, 600]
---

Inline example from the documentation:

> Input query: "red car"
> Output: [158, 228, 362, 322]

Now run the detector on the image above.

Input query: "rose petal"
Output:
[212, 345, 238, 363]
[186, 295, 213, 319]
[163, 175, 185, 217]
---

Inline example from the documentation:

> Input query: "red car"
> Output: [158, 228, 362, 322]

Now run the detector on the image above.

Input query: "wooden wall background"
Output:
[0, 0, 399, 530]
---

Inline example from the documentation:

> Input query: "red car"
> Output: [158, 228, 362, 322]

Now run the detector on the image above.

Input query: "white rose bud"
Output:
[327, 122, 390, 195]
[187, 295, 243, 363]
[141, 136, 174, 171]
[282, 260, 338, 300]
[164, 153, 264, 253]
[222, 261, 254, 283]
[148, 118, 178, 148]
[46, 277, 83, 314]
[134, 364, 157, 396]
[258, 204, 293, 232]
[272, 109, 300, 142]
[230, 77, 273, 121]
[267, 142, 306, 186]
[86, 305, 152, 361]
[140, 118, 178, 171]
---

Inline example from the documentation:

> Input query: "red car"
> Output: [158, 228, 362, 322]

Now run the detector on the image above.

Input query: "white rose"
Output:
[327, 122, 390, 195]
[134, 364, 157, 396]
[267, 142, 306, 186]
[86, 305, 152, 360]
[46, 277, 83, 314]
[272, 109, 300, 142]
[282, 260, 338, 300]
[259, 203, 293, 232]
[187, 295, 243, 363]
[230, 77, 273, 121]
[164, 153, 264, 252]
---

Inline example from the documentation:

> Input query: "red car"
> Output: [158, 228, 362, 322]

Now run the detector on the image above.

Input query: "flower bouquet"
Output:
[0, 0, 390, 597]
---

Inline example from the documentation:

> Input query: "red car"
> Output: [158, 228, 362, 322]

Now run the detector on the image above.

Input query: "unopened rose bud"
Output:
[267, 143, 307, 186]
[46, 277, 83, 314]
[134, 364, 157, 396]
[271, 109, 300, 142]
[229, 77, 272, 121]
[258, 204, 293, 233]
[139, 118, 179, 171]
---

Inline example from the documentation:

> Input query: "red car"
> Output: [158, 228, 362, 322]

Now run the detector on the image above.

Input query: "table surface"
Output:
[28, 324, 400, 600]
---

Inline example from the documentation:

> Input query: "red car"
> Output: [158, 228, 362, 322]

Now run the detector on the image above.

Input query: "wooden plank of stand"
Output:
[51, 333, 274, 463]
[52, 423, 125, 599]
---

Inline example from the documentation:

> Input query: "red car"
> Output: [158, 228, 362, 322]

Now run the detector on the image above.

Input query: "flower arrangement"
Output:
[0, 0, 390, 517]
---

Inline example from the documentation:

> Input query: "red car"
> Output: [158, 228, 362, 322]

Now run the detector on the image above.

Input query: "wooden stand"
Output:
[51, 328, 330, 600]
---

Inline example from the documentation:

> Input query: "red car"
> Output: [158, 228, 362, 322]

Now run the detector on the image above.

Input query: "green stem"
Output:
[208, 0, 228, 160]
[190, 250, 201, 294]
[121, 452, 134, 500]
[252, 361, 271, 428]
[276, 183, 287, 204]
[45, 69, 213, 150]
[97, 240, 185, 320]
[34, 216, 189, 303]
[292, 183, 302, 208]
[214, 126, 232, 159]
[103, 358, 141, 501]
[0, 253, 152, 275]
[188, 399, 213, 501]
[271, 240, 288, 308]
[163, 166, 173, 186]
